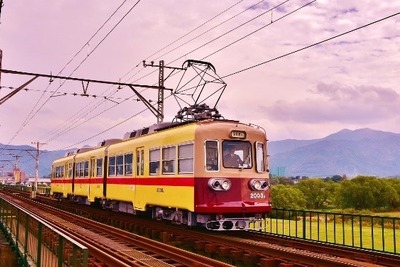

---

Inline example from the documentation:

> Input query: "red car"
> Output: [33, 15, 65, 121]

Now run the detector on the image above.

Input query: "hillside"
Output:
[2, 128, 400, 178]
[269, 128, 400, 177]
[0, 144, 68, 177]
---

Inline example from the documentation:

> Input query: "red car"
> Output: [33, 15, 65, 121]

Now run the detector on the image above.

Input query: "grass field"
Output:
[374, 211, 400, 218]
[264, 212, 400, 254]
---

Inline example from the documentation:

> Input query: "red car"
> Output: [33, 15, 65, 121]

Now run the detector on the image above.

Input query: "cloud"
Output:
[263, 83, 400, 124]
[1, 0, 400, 149]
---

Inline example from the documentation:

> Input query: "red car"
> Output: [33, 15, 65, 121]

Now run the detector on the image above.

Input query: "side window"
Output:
[75, 162, 80, 177]
[205, 140, 219, 171]
[116, 155, 124, 176]
[108, 156, 116, 176]
[125, 153, 133, 175]
[68, 163, 73, 178]
[96, 158, 103, 177]
[55, 166, 62, 178]
[256, 142, 266, 173]
[80, 162, 85, 177]
[149, 149, 160, 175]
[178, 143, 193, 174]
[162, 146, 176, 174]
[84, 161, 89, 177]
[55, 166, 64, 178]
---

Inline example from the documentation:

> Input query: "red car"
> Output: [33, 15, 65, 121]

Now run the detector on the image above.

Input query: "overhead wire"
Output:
[120, 0, 246, 81]
[38, 0, 142, 134]
[3, 0, 141, 150]
[3, 0, 299, 152]
[5, 2, 398, 154]
[201, 0, 316, 60]
[6, 1, 131, 141]
[131, 0, 290, 84]
[64, 8, 400, 149]
[222, 10, 400, 79]
[35, 1, 143, 144]
[54, 0, 315, 149]
[16, 0, 299, 150]
[0, 85, 145, 102]
[128, 0, 294, 98]
[39, 1, 257, 147]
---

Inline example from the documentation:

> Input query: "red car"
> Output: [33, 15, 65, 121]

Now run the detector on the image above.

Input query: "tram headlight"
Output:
[253, 180, 262, 190]
[221, 180, 231, 190]
[208, 178, 232, 191]
[249, 179, 269, 191]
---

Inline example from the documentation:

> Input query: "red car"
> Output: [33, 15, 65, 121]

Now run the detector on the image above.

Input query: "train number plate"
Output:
[250, 192, 266, 199]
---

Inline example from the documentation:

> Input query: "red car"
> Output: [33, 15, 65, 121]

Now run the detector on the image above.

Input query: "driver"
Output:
[224, 147, 243, 167]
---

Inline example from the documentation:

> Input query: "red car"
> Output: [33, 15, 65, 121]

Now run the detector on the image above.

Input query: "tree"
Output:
[382, 178, 400, 209]
[336, 176, 397, 210]
[271, 184, 306, 209]
[295, 178, 335, 209]
[270, 176, 294, 186]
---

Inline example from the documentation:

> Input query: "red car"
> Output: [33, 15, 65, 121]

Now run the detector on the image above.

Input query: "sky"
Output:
[0, 0, 399, 152]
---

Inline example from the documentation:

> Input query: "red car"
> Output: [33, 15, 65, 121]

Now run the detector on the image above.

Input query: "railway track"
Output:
[0, 191, 231, 267]
[3, 189, 400, 266]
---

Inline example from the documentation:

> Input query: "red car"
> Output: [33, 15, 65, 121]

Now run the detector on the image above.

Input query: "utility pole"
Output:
[31, 141, 46, 198]
[142, 60, 184, 123]
[158, 60, 164, 123]
[0, 49, 2, 86]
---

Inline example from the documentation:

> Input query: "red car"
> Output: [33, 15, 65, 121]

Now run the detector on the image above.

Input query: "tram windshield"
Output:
[223, 141, 252, 169]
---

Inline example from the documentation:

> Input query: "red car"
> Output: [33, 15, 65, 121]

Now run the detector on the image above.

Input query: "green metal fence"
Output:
[0, 196, 88, 267]
[266, 209, 400, 254]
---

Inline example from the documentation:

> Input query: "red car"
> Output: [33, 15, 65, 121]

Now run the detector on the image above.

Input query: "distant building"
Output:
[270, 166, 286, 177]
[26, 177, 51, 184]
[13, 168, 26, 183]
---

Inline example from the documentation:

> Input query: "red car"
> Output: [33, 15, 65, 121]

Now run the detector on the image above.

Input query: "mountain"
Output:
[0, 144, 68, 177]
[2, 128, 400, 178]
[268, 128, 400, 177]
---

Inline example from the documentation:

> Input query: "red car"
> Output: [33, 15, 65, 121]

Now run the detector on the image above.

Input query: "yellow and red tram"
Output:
[51, 116, 271, 230]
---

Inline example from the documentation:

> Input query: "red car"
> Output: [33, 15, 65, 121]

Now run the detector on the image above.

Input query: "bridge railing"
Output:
[265, 208, 399, 254]
[0, 196, 88, 267]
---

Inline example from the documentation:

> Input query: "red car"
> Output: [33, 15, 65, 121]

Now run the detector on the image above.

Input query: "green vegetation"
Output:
[265, 215, 399, 253]
[270, 175, 400, 211]
[268, 175, 400, 254]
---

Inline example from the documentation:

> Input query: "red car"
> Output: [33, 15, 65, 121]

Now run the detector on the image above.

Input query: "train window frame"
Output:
[64, 163, 68, 178]
[75, 162, 81, 177]
[116, 155, 124, 176]
[205, 140, 219, 171]
[124, 153, 133, 176]
[149, 148, 160, 176]
[222, 140, 252, 169]
[80, 162, 84, 177]
[55, 166, 64, 178]
[68, 163, 73, 178]
[96, 158, 103, 177]
[84, 161, 89, 177]
[136, 148, 144, 176]
[255, 142, 266, 173]
[108, 156, 116, 176]
[178, 143, 194, 174]
[162, 146, 176, 175]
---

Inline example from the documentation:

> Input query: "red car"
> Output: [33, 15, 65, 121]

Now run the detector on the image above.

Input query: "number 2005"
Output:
[250, 192, 266, 199]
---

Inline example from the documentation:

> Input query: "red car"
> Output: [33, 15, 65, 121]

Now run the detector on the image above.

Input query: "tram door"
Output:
[89, 157, 96, 201]
[134, 147, 144, 209]
[136, 147, 144, 176]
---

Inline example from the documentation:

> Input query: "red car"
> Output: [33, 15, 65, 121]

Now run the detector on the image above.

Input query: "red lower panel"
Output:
[195, 201, 271, 214]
